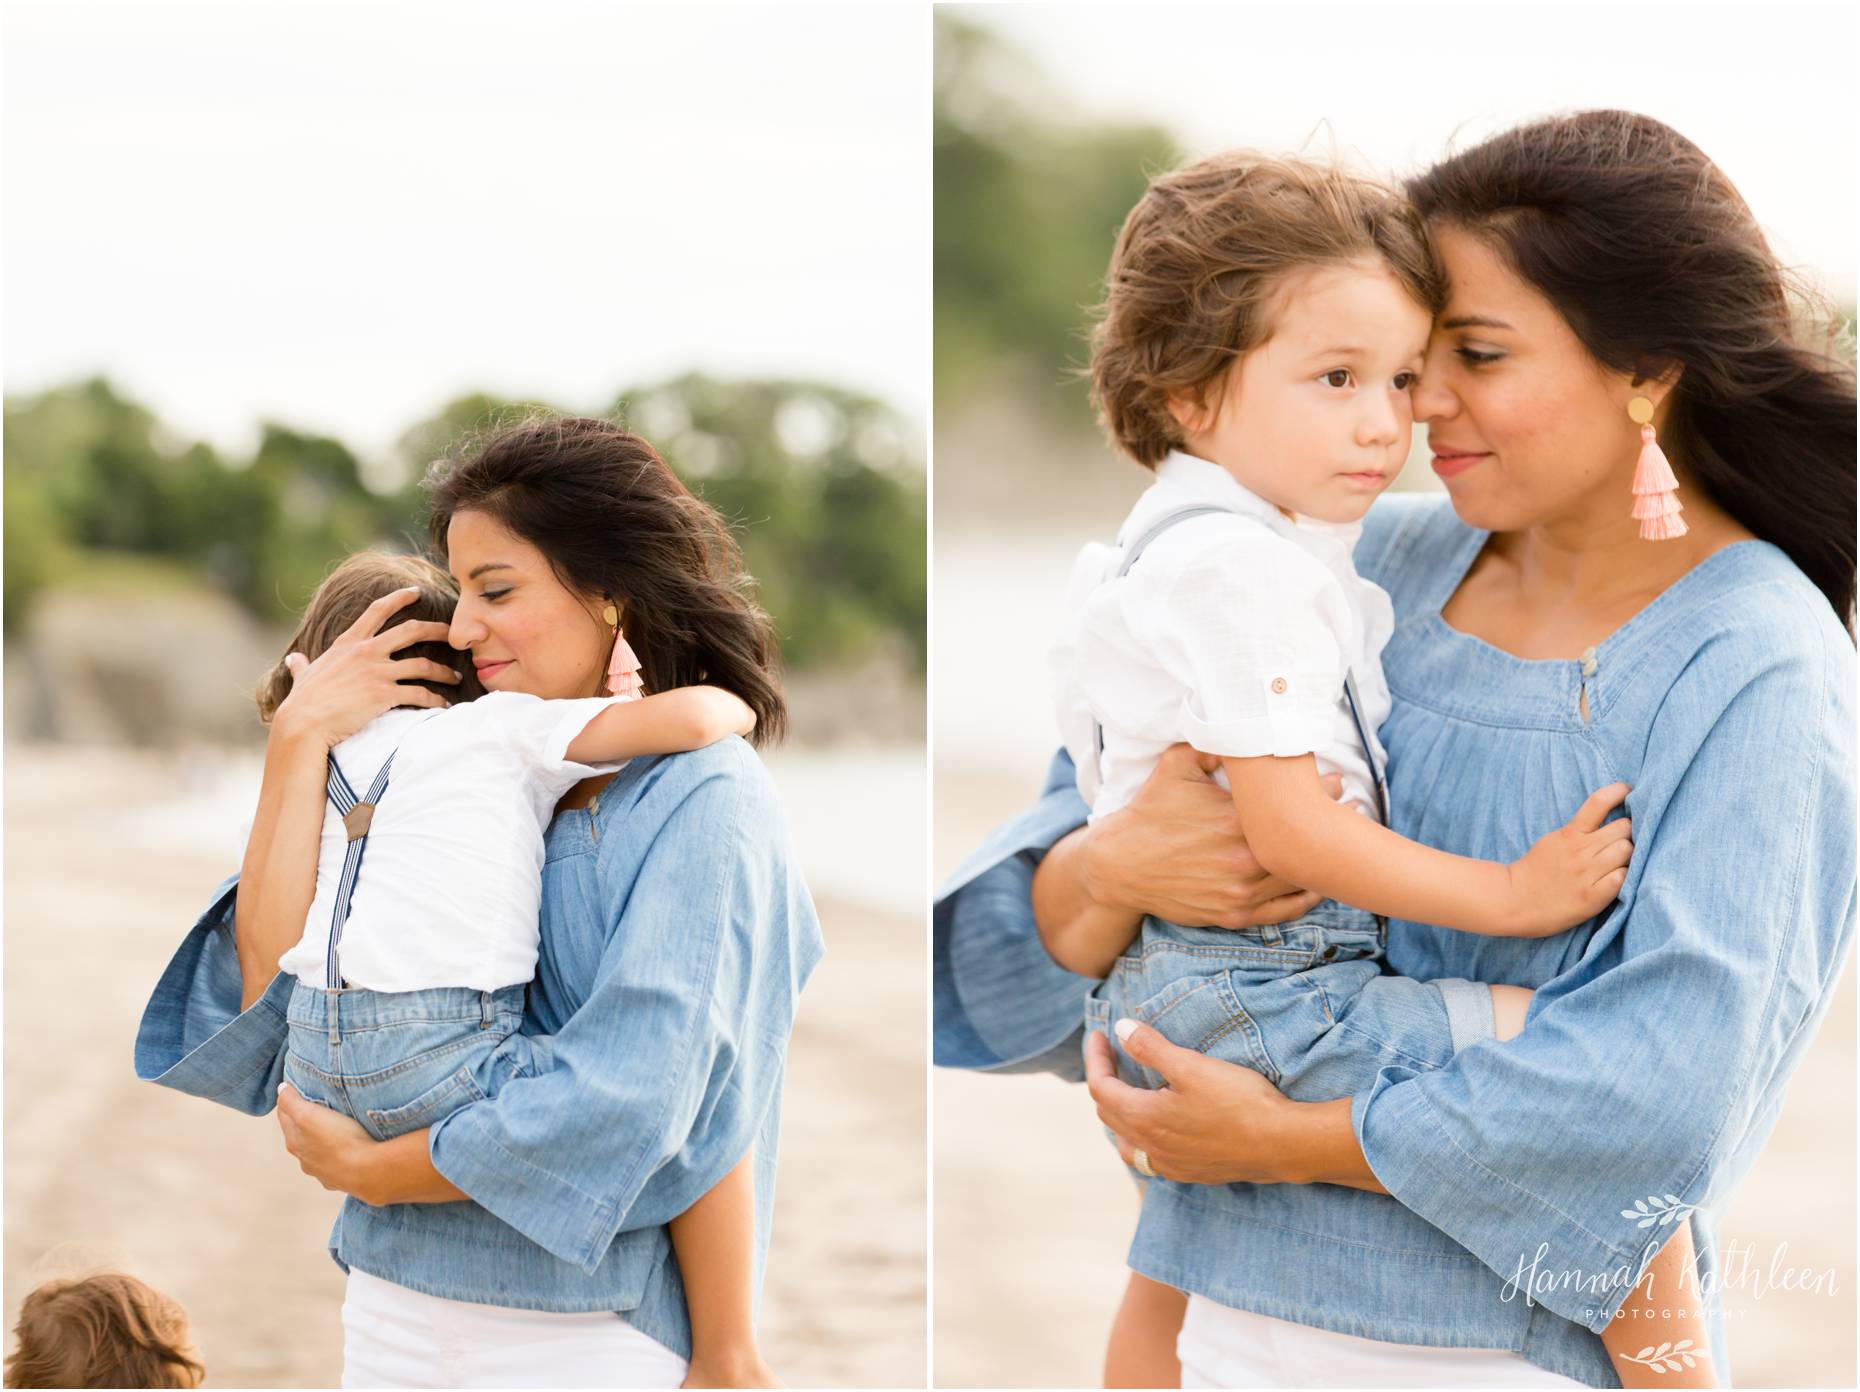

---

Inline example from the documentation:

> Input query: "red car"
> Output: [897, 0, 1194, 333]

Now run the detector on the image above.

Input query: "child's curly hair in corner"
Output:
[5, 1272, 203, 1388]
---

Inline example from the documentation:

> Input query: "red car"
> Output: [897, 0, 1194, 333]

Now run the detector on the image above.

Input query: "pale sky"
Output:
[973, 2, 1856, 300]
[4, 1, 929, 463]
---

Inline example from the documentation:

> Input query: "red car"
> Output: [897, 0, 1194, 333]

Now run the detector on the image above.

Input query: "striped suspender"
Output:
[1089, 504, 1389, 823]
[324, 751, 398, 990]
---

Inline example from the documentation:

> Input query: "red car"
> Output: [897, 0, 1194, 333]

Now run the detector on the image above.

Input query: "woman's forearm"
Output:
[355, 1129, 469, 1206]
[1032, 828, 1144, 977]
[235, 717, 329, 1010]
[1278, 1097, 1387, 1194]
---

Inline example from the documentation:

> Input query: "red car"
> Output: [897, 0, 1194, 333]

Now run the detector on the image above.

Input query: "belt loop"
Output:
[480, 990, 494, 1030]
[327, 988, 339, 1045]
[1257, 920, 1284, 947]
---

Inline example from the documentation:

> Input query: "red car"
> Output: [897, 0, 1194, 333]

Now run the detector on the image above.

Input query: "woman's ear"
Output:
[1628, 361, 1684, 410]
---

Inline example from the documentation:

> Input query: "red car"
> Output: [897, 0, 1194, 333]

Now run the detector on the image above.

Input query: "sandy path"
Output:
[4, 745, 925, 1388]
[932, 770, 1856, 1389]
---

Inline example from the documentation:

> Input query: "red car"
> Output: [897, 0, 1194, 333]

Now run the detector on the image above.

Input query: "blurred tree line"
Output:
[934, 12, 1176, 429]
[3, 374, 924, 672]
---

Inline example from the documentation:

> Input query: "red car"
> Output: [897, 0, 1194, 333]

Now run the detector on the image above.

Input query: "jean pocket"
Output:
[362, 1064, 488, 1141]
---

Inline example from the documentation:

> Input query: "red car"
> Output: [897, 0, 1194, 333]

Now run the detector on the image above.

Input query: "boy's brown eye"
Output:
[1322, 369, 1352, 389]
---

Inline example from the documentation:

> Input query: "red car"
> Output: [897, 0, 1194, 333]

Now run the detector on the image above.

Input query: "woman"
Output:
[136, 416, 822, 1387]
[936, 111, 1855, 1388]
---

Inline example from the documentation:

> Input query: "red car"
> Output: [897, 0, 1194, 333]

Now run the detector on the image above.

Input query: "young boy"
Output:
[5, 1273, 203, 1388]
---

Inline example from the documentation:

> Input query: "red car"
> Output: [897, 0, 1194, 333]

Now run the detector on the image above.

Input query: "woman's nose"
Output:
[448, 601, 483, 650]
[1412, 349, 1460, 424]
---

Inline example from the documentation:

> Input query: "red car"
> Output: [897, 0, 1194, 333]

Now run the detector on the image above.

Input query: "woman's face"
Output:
[445, 508, 611, 700]
[1412, 223, 1653, 537]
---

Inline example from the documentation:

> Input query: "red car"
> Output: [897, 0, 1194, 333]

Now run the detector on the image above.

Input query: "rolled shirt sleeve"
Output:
[134, 874, 294, 1116]
[427, 741, 822, 1274]
[1084, 525, 1350, 761]
[1352, 633, 1856, 1332]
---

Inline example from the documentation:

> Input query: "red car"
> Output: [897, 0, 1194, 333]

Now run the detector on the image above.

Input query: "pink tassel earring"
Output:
[601, 602, 644, 699]
[1628, 395, 1687, 541]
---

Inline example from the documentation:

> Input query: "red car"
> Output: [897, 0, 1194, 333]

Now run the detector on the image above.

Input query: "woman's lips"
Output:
[1430, 449, 1489, 480]
[474, 660, 513, 680]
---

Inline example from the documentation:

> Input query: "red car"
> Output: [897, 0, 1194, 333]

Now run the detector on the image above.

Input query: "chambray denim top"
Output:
[934, 495, 1855, 1387]
[136, 739, 824, 1362]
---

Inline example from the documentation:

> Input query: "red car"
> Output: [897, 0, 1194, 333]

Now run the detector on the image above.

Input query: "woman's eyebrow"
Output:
[467, 562, 515, 580]
[1439, 314, 1514, 331]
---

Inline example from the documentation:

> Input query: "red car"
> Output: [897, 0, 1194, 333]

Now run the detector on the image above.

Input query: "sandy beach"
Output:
[3, 744, 926, 1388]
[932, 768, 1857, 1390]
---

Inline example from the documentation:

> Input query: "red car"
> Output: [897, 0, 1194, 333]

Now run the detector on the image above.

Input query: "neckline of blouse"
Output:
[1397, 521, 1779, 725]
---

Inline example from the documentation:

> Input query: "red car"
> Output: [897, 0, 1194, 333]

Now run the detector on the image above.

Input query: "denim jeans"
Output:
[1086, 902, 1496, 1106]
[283, 981, 544, 1142]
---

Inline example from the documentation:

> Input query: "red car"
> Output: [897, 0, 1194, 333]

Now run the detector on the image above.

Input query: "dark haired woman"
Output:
[937, 110, 1855, 1387]
[137, 418, 821, 1387]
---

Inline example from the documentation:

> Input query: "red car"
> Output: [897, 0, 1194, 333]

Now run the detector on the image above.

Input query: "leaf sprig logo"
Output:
[1621, 1339, 1698, 1374]
[1621, 1194, 1694, 1230]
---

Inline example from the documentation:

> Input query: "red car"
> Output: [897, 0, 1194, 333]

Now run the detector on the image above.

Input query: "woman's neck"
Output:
[1495, 479, 1755, 615]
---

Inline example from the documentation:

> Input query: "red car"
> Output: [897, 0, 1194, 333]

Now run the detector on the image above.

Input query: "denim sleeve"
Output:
[933, 748, 1101, 1078]
[133, 874, 295, 1115]
[1352, 636, 1856, 1334]
[428, 743, 822, 1274]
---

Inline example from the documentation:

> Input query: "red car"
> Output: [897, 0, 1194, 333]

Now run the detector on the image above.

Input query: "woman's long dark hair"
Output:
[424, 414, 786, 744]
[1409, 110, 1856, 634]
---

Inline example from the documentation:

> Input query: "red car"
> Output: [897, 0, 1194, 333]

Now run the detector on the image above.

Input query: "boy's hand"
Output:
[1503, 783, 1633, 936]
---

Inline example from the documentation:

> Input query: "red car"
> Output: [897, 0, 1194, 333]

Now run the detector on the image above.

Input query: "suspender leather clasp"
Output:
[343, 803, 376, 842]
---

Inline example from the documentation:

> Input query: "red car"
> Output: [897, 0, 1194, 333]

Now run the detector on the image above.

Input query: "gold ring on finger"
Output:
[1133, 1148, 1158, 1179]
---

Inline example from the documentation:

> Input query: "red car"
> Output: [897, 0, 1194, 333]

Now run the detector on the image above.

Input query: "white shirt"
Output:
[276, 690, 628, 993]
[1050, 450, 1394, 820]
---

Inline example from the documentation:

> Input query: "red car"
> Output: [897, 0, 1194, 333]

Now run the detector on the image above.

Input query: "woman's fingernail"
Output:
[1114, 1018, 1138, 1043]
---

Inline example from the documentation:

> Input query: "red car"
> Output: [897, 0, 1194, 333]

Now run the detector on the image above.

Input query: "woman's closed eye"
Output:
[481, 588, 512, 602]
[1454, 346, 1505, 366]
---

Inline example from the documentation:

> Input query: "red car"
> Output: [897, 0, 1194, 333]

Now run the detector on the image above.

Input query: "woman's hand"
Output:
[276, 1083, 376, 1198]
[1084, 744, 1338, 929]
[1033, 745, 1342, 978]
[1083, 1021, 1387, 1193]
[275, 1085, 470, 1207]
[273, 587, 461, 749]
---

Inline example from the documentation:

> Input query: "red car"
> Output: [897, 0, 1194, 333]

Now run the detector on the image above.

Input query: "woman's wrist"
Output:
[1277, 1097, 1387, 1193]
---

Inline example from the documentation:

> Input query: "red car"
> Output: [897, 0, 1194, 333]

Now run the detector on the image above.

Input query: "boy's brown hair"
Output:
[1089, 150, 1445, 467]
[5, 1273, 203, 1388]
[255, 551, 486, 723]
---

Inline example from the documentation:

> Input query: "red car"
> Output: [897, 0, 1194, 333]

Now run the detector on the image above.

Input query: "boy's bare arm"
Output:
[1600, 1222, 1718, 1388]
[566, 688, 755, 764]
[1221, 755, 1630, 938]
[668, 1149, 774, 1387]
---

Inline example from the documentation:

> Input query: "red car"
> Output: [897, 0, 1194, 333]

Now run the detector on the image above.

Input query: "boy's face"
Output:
[1171, 262, 1430, 524]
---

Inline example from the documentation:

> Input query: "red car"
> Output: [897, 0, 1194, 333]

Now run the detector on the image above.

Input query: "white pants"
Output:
[1178, 1295, 1589, 1389]
[340, 1269, 689, 1389]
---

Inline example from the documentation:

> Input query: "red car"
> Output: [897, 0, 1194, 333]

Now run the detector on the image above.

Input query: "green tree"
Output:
[934, 13, 1176, 423]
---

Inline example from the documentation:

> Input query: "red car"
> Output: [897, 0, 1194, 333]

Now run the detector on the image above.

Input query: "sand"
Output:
[931, 769, 1857, 1389]
[3, 744, 925, 1388]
